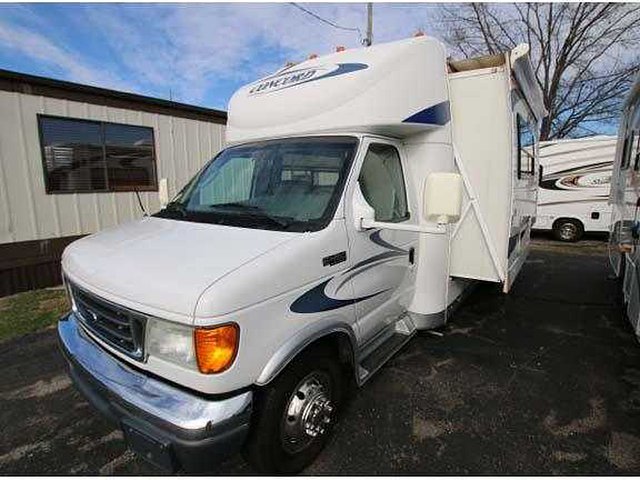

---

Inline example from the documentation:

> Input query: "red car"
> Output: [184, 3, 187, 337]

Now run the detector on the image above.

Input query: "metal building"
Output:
[0, 69, 227, 296]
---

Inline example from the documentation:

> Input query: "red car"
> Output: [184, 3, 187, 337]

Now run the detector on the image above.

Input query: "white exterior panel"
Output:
[448, 68, 512, 282]
[0, 89, 225, 244]
[227, 37, 450, 144]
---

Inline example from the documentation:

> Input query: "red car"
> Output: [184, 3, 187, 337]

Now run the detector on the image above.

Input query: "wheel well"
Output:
[258, 331, 357, 387]
[304, 332, 355, 369]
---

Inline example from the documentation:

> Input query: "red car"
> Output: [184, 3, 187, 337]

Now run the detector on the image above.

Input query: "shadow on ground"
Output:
[1, 239, 639, 474]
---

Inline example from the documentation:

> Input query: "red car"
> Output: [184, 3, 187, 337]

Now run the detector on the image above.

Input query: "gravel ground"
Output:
[1, 237, 639, 474]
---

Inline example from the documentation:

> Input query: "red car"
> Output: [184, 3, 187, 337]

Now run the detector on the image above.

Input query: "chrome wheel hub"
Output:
[560, 223, 577, 241]
[281, 372, 333, 454]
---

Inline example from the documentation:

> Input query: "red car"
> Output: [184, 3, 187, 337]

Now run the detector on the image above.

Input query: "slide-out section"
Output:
[447, 66, 513, 285]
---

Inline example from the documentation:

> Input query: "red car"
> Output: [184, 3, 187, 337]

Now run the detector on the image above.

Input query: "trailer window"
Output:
[38, 115, 156, 194]
[517, 115, 535, 179]
[358, 144, 409, 223]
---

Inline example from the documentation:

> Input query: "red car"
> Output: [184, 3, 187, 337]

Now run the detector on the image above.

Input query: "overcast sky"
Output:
[0, 3, 443, 110]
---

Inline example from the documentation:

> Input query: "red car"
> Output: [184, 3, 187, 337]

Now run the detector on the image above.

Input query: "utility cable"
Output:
[289, 3, 363, 42]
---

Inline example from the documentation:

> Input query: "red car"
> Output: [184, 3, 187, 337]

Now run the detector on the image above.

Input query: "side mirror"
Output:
[423, 172, 462, 224]
[353, 182, 375, 231]
[158, 178, 169, 208]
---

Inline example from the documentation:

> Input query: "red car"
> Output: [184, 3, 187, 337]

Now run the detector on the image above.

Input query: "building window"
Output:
[517, 114, 535, 179]
[38, 115, 157, 194]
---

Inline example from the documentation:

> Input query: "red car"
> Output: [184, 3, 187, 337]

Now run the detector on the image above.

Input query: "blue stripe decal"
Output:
[369, 229, 408, 253]
[249, 63, 368, 95]
[402, 100, 450, 126]
[289, 230, 409, 314]
[333, 251, 405, 293]
[290, 279, 388, 314]
[315, 63, 368, 81]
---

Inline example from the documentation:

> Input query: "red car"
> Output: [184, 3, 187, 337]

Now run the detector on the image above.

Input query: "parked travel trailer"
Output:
[57, 36, 546, 473]
[609, 72, 640, 341]
[535, 136, 616, 242]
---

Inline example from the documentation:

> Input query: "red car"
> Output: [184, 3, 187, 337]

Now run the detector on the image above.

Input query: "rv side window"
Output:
[621, 132, 634, 170]
[358, 143, 409, 223]
[632, 133, 640, 171]
[517, 115, 535, 179]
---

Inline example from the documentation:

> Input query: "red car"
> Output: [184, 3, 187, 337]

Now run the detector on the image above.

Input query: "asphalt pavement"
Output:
[1, 236, 639, 474]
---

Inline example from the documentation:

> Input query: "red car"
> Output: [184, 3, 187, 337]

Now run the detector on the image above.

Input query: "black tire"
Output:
[552, 218, 584, 242]
[242, 346, 344, 474]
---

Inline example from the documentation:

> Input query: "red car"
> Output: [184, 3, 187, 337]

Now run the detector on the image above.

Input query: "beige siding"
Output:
[0, 90, 226, 244]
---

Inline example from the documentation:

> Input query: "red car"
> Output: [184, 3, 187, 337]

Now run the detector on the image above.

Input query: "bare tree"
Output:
[435, 3, 640, 140]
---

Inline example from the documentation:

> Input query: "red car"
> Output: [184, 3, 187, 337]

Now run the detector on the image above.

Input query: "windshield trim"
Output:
[153, 135, 360, 233]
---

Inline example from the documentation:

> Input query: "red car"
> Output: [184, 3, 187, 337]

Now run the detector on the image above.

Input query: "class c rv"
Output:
[535, 136, 616, 242]
[609, 72, 640, 342]
[57, 36, 546, 473]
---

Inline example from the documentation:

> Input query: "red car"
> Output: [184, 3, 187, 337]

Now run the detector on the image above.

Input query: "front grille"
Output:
[69, 282, 146, 360]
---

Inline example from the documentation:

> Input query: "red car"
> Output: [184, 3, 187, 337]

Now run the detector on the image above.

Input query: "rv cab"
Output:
[58, 36, 546, 473]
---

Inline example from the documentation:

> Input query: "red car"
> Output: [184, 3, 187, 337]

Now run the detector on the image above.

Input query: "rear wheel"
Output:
[243, 347, 344, 474]
[552, 218, 584, 242]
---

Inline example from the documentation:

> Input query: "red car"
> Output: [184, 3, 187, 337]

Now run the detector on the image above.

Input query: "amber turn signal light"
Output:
[194, 324, 239, 374]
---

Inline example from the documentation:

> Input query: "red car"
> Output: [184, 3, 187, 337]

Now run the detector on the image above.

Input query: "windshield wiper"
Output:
[209, 202, 294, 228]
[160, 201, 187, 217]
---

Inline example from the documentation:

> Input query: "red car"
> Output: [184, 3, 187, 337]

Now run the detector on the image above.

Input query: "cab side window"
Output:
[358, 143, 409, 223]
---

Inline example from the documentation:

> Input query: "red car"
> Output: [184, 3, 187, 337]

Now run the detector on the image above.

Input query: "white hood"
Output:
[62, 217, 297, 323]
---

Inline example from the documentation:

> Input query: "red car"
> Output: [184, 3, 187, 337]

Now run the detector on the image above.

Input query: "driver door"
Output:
[345, 137, 418, 345]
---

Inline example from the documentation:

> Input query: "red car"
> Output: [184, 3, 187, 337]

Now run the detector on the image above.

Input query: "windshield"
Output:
[154, 136, 358, 232]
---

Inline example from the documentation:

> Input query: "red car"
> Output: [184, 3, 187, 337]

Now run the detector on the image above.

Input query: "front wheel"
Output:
[243, 347, 344, 474]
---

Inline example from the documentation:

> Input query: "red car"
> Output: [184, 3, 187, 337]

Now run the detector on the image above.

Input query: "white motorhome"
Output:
[57, 37, 545, 473]
[535, 136, 616, 242]
[609, 72, 640, 341]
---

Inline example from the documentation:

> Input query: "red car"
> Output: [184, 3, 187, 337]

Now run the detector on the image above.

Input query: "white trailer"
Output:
[609, 72, 640, 341]
[535, 136, 616, 242]
[57, 36, 545, 473]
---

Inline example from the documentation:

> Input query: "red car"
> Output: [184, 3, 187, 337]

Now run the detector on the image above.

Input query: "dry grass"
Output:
[0, 288, 69, 343]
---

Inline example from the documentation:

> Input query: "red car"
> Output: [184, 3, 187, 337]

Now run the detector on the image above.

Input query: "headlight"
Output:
[146, 318, 196, 368]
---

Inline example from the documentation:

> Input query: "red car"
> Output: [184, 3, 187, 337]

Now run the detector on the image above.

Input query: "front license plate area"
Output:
[121, 421, 175, 471]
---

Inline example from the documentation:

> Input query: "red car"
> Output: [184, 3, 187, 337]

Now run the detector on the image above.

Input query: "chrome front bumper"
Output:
[58, 312, 252, 472]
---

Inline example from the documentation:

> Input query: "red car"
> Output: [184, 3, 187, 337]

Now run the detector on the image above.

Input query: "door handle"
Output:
[408, 247, 415, 265]
[322, 251, 347, 267]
